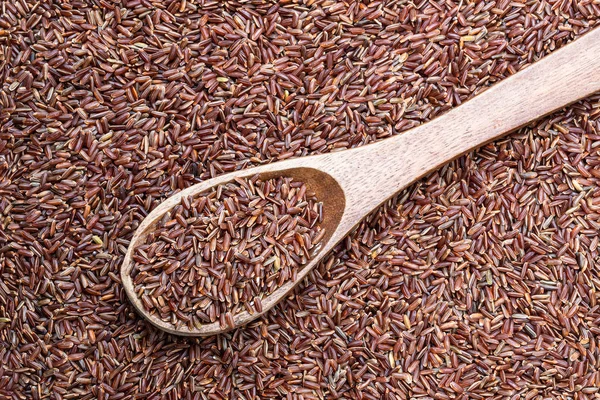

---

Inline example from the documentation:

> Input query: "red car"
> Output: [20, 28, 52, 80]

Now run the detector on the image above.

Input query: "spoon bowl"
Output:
[121, 27, 600, 336]
[121, 164, 347, 336]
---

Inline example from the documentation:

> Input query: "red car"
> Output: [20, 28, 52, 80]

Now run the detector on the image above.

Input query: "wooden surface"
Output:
[121, 27, 600, 336]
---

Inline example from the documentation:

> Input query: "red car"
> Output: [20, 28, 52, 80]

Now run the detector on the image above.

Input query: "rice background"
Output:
[1, 0, 600, 399]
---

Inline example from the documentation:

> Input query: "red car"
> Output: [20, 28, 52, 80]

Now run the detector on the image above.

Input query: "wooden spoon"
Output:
[122, 28, 600, 336]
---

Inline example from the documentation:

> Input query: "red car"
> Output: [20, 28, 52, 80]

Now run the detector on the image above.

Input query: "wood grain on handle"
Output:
[414, 27, 600, 171]
[324, 27, 600, 226]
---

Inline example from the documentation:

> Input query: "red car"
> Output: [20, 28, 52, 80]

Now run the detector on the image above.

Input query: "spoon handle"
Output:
[325, 27, 600, 226]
